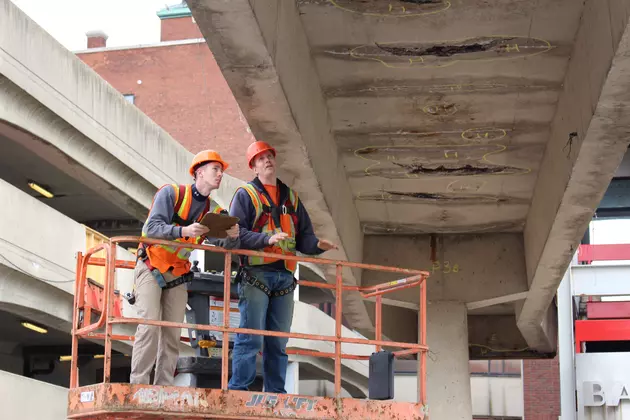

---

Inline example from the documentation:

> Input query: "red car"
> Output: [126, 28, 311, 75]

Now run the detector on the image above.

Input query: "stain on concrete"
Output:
[393, 162, 525, 177]
[396, 162, 506, 175]
[351, 143, 530, 179]
[325, 0, 450, 17]
[362, 220, 524, 235]
[326, 36, 553, 69]
[376, 37, 510, 58]
[323, 79, 559, 98]
[461, 128, 507, 141]
[423, 103, 457, 116]
[356, 190, 526, 205]
[446, 179, 487, 193]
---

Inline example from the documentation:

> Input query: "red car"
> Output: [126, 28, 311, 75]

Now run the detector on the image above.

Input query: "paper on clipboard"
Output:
[199, 212, 240, 238]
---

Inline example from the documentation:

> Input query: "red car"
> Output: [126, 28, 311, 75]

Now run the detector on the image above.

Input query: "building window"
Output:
[470, 359, 521, 377]
[123, 94, 135, 104]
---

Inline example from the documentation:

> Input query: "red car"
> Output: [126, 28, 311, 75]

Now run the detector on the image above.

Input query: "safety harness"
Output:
[235, 180, 298, 298]
[238, 267, 298, 298]
[138, 184, 211, 290]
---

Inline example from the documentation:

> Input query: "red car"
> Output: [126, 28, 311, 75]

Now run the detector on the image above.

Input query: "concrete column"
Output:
[426, 301, 472, 419]
[558, 260, 576, 420]
[285, 362, 300, 395]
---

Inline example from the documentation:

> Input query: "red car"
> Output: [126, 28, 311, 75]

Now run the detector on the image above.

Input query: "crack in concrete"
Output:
[385, 191, 509, 203]
[376, 38, 513, 57]
[393, 162, 509, 175]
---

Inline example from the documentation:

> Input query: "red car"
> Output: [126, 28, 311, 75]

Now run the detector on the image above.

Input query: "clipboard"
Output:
[199, 212, 240, 238]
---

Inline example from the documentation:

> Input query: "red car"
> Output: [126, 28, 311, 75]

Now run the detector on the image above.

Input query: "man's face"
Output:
[253, 151, 276, 178]
[197, 161, 224, 190]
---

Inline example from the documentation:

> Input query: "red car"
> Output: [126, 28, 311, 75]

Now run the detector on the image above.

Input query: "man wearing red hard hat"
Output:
[228, 141, 338, 393]
[129, 150, 240, 386]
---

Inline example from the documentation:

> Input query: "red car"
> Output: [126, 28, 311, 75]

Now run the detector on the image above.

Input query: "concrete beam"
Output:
[466, 292, 529, 312]
[0, 0, 244, 221]
[521, 0, 630, 351]
[0, 0, 191, 189]
[188, 0, 370, 331]
[0, 80, 154, 221]
[362, 234, 528, 304]
[468, 315, 554, 360]
[0, 265, 134, 356]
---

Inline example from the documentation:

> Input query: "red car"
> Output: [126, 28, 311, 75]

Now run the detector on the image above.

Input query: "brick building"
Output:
[76, 3, 255, 181]
[522, 358, 560, 419]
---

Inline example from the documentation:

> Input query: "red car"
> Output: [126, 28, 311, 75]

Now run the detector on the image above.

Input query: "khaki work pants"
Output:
[129, 262, 187, 385]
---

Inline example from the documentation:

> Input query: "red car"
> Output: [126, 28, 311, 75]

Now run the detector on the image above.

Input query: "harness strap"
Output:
[172, 185, 211, 227]
[240, 268, 297, 298]
[136, 248, 193, 290]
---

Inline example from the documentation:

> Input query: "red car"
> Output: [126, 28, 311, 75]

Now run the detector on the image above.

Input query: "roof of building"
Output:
[156, 2, 191, 19]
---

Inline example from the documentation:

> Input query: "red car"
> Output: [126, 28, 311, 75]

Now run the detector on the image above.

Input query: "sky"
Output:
[9, 0, 630, 250]
[10, 0, 172, 51]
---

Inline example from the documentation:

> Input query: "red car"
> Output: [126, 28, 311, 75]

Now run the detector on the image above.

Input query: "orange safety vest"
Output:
[142, 184, 223, 277]
[237, 183, 299, 273]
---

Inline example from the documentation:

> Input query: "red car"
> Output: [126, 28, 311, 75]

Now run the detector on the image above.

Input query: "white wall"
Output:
[299, 379, 353, 398]
[470, 376, 524, 418]
[394, 374, 523, 418]
[0, 370, 67, 420]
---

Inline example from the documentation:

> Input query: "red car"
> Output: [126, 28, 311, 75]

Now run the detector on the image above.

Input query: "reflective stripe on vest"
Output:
[143, 184, 223, 276]
[239, 183, 298, 273]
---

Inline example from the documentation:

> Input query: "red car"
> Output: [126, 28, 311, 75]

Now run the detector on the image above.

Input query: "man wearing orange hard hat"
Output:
[129, 150, 240, 386]
[228, 141, 338, 393]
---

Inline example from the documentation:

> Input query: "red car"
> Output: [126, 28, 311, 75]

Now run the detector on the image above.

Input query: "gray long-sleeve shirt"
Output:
[142, 184, 240, 249]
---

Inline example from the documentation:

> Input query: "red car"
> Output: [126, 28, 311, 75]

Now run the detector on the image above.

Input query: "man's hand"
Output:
[268, 232, 289, 245]
[317, 239, 338, 251]
[181, 223, 209, 238]
[226, 224, 239, 239]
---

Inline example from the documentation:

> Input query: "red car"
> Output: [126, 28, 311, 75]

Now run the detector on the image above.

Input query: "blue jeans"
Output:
[228, 268, 295, 393]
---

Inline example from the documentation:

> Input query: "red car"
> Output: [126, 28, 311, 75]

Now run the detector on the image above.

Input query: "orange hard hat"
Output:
[247, 141, 276, 168]
[189, 150, 229, 177]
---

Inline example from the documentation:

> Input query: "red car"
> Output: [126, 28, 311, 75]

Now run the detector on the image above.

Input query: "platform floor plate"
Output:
[68, 384, 428, 420]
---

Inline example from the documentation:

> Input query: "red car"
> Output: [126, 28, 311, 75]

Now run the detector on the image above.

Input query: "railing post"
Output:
[221, 252, 232, 390]
[103, 243, 115, 383]
[418, 278, 427, 405]
[334, 264, 343, 397]
[375, 295, 382, 352]
[70, 252, 83, 389]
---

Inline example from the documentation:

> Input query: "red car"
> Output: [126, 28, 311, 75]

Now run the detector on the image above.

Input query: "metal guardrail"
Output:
[70, 236, 430, 404]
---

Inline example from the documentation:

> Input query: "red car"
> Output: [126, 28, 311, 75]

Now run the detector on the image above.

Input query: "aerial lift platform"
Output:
[67, 237, 430, 419]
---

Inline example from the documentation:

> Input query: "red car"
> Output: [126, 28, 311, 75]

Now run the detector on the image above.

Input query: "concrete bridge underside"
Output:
[189, 1, 630, 415]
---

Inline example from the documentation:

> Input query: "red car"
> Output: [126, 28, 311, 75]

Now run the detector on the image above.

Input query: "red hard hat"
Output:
[247, 141, 276, 169]
[189, 150, 229, 177]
